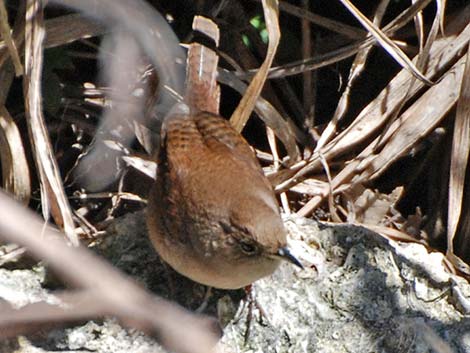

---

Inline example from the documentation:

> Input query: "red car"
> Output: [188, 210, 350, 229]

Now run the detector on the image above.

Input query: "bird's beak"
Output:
[277, 247, 304, 269]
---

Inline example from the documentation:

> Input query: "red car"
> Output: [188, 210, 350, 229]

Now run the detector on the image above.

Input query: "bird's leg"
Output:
[195, 286, 213, 313]
[242, 284, 271, 345]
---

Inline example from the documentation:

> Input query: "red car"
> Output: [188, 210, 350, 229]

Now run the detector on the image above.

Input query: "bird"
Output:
[146, 105, 302, 289]
[145, 16, 302, 290]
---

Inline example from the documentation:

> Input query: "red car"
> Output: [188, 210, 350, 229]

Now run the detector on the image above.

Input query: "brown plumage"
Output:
[146, 108, 301, 289]
[146, 16, 301, 289]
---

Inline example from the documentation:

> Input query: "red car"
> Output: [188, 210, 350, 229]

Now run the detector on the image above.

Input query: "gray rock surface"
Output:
[223, 217, 470, 352]
[1, 212, 470, 353]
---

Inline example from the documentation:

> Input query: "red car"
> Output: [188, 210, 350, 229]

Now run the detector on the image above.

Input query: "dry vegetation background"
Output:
[0, 0, 469, 352]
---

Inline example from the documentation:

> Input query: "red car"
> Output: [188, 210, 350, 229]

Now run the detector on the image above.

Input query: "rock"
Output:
[1, 212, 470, 353]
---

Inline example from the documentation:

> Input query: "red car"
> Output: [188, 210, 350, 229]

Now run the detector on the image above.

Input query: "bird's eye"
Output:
[239, 241, 257, 255]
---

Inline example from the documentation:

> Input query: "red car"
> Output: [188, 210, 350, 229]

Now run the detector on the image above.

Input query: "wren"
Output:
[146, 105, 302, 289]
[146, 16, 301, 289]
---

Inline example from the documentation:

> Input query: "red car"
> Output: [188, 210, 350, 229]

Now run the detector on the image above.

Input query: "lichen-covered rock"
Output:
[222, 216, 470, 352]
[1, 212, 470, 353]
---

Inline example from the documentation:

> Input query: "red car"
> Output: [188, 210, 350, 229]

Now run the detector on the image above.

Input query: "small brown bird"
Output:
[146, 16, 301, 290]
[146, 105, 302, 289]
